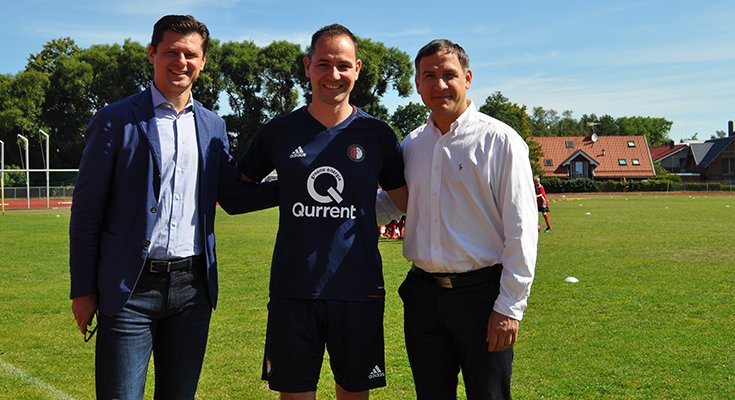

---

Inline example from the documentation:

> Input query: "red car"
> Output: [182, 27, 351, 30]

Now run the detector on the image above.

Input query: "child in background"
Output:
[534, 176, 552, 232]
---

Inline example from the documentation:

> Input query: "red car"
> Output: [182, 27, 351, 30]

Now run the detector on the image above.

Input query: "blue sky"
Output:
[2, 0, 734, 143]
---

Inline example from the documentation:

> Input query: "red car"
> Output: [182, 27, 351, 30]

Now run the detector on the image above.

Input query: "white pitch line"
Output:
[0, 358, 78, 400]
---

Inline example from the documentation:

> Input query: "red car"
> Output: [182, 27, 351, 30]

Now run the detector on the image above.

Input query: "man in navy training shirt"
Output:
[238, 24, 408, 400]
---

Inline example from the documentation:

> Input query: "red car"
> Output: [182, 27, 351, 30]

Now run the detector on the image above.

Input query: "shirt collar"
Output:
[427, 100, 476, 135]
[150, 83, 194, 111]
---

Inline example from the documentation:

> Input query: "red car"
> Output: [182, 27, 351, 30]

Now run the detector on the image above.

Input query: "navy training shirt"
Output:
[238, 106, 406, 301]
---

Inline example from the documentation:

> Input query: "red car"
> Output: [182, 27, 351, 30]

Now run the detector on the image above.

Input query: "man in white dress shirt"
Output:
[382, 39, 538, 400]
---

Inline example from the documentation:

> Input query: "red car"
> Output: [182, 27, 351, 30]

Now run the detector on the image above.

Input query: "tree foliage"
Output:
[616, 116, 673, 147]
[26, 37, 80, 74]
[0, 70, 49, 167]
[479, 92, 543, 175]
[530, 105, 672, 146]
[389, 102, 428, 139]
[3, 35, 678, 174]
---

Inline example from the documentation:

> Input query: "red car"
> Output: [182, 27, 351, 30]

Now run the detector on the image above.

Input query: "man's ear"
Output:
[465, 68, 473, 89]
[303, 55, 311, 79]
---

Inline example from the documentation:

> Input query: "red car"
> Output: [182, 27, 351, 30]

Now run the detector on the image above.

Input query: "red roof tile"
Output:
[532, 135, 656, 179]
[650, 144, 687, 161]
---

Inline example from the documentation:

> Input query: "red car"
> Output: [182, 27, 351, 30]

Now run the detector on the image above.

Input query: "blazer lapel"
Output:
[132, 88, 163, 174]
[193, 101, 210, 176]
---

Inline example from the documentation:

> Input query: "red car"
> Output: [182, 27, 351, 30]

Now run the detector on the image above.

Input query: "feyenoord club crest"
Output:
[347, 144, 365, 162]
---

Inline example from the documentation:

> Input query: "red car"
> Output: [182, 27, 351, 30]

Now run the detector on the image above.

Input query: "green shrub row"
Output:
[541, 177, 735, 193]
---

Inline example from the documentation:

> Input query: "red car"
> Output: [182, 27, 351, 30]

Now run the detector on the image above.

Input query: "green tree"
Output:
[219, 40, 265, 154]
[0, 70, 49, 167]
[597, 114, 620, 136]
[0, 165, 26, 187]
[259, 41, 302, 118]
[351, 38, 413, 119]
[390, 102, 428, 139]
[26, 37, 80, 74]
[42, 56, 93, 168]
[193, 39, 225, 112]
[530, 106, 558, 136]
[616, 116, 672, 146]
[711, 130, 727, 139]
[479, 92, 542, 175]
[78, 40, 151, 110]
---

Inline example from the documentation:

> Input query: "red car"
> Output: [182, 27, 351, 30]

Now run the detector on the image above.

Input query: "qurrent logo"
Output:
[292, 166, 357, 219]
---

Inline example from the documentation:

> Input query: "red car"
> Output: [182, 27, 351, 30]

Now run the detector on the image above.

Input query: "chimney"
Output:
[729, 120, 734, 137]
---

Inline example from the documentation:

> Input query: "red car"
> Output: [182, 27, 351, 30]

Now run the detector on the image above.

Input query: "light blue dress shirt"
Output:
[148, 84, 202, 259]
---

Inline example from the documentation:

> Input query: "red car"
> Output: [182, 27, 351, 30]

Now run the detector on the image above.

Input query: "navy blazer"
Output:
[69, 88, 276, 315]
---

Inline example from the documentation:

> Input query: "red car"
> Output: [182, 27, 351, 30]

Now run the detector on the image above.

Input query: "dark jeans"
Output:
[399, 267, 513, 400]
[95, 263, 212, 400]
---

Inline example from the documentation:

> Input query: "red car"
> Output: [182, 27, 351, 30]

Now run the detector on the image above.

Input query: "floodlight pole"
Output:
[39, 129, 50, 208]
[17, 134, 30, 209]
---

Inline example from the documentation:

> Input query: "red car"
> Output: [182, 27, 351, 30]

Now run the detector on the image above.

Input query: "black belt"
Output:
[410, 264, 500, 289]
[145, 255, 204, 273]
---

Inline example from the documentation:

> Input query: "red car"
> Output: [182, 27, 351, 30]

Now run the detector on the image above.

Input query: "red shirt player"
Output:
[534, 176, 552, 232]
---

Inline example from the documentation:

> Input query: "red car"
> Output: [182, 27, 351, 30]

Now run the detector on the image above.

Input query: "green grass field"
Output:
[1, 193, 734, 399]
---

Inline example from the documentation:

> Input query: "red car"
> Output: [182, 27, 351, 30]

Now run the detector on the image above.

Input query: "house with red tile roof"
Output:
[532, 135, 655, 179]
[650, 143, 689, 173]
[650, 121, 735, 182]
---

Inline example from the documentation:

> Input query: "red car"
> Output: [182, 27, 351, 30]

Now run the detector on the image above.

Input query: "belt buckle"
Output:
[149, 260, 172, 273]
[434, 276, 453, 289]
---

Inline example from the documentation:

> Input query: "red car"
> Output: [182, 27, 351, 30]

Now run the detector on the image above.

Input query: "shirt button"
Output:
[175, 194, 181, 200]
[143, 240, 150, 246]
[150, 207, 157, 214]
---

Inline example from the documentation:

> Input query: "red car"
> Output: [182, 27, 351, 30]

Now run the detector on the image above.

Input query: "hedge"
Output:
[540, 177, 735, 193]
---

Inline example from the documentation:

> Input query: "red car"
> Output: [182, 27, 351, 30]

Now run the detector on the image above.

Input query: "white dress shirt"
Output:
[401, 101, 538, 320]
[148, 84, 201, 259]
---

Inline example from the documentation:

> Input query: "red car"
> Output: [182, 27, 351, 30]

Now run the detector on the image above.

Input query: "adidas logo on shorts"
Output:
[368, 365, 385, 379]
[289, 146, 307, 158]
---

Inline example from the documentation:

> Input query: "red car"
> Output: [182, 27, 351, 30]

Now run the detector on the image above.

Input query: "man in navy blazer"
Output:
[69, 15, 276, 399]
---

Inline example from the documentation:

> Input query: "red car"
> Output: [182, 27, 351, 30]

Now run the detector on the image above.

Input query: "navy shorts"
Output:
[538, 205, 550, 213]
[262, 298, 386, 393]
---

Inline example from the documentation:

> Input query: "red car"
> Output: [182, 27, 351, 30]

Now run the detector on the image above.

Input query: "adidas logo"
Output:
[368, 365, 385, 379]
[289, 146, 307, 158]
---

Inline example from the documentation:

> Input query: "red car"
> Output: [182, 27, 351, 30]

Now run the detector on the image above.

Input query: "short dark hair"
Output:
[414, 39, 470, 76]
[307, 23, 358, 57]
[151, 15, 210, 55]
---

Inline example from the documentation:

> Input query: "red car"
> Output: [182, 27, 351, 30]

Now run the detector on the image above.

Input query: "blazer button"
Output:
[143, 240, 151, 246]
[150, 206, 157, 214]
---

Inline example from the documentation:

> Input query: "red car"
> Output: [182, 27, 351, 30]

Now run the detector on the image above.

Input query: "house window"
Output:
[571, 161, 588, 178]
[618, 159, 627, 166]
[627, 141, 636, 147]
[565, 141, 574, 148]
[723, 158, 734, 175]
[544, 159, 553, 166]
[632, 159, 640, 166]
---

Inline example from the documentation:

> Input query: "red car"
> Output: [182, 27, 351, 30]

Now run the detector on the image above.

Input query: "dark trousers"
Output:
[95, 262, 212, 400]
[399, 266, 513, 400]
